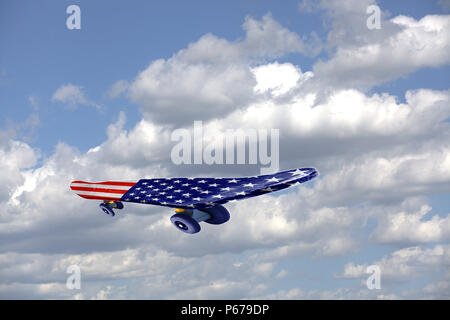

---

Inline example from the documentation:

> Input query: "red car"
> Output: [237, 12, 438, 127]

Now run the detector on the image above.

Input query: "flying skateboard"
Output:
[70, 167, 318, 234]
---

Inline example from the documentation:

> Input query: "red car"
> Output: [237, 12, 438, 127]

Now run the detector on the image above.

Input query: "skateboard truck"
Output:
[170, 205, 230, 234]
[99, 200, 124, 217]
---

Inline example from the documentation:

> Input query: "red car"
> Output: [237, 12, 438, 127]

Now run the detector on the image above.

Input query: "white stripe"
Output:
[71, 183, 131, 191]
[75, 190, 126, 198]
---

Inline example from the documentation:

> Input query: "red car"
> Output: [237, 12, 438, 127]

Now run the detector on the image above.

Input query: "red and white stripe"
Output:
[70, 181, 136, 201]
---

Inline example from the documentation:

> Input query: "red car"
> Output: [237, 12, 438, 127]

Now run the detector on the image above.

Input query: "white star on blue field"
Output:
[122, 168, 317, 208]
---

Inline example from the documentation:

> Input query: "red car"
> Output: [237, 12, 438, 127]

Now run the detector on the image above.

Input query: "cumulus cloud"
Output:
[338, 244, 450, 298]
[128, 56, 256, 124]
[257, 286, 401, 300]
[126, 14, 321, 125]
[220, 86, 449, 141]
[182, 75, 450, 195]
[300, 0, 399, 48]
[51, 84, 100, 109]
[297, 0, 450, 90]
[252, 62, 313, 96]
[1, 9, 450, 299]
[239, 14, 322, 59]
[107, 80, 129, 99]
[298, 145, 450, 207]
[370, 198, 450, 245]
[98, 63, 450, 183]
[313, 14, 450, 89]
[0, 139, 39, 203]
[1, 134, 367, 261]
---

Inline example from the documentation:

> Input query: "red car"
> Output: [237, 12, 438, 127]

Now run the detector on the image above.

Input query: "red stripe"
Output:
[77, 194, 123, 201]
[71, 181, 136, 187]
[70, 186, 128, 194]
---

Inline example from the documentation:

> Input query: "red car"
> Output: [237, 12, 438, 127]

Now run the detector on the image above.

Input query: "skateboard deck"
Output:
[70, 168, 318, 209]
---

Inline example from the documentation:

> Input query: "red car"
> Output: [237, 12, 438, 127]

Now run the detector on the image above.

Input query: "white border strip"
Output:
[74, 190, 126, 197]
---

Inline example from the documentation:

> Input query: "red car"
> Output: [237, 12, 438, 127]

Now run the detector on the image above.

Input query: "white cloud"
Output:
[252, 62, 313, 96]
[370, 198, 450, 245]
[128, 56, 256, 124]
[3, 47, 446, 262]
[423, 279, 450, 299]
[28, 95, 38, 110]
[313, 14, 450, 89]
[239, 14, 322, 59]
[338, 244, 450, 297]
[51, 83, 100, 109]
[300, 145, 450, 207]
[107, 80, 129, 99]
[298, 1, 450, 90]
[1, 10, 450, 300]
[0, 140, 39, 203]
[256, 286, 401, 299]
[275, 269, 289, 279]
[0, 125, 365, 262]
[127, 14, 321, 124]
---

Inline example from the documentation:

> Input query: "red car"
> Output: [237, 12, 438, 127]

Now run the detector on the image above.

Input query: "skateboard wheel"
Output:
[202, 205, 230, 225]
[170, 213, 201, 234]
[115, 201, 124, 209]
[99, 203, 115, 217]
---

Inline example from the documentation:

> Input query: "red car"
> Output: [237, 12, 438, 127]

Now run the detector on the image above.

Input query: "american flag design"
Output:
[71, 168, 317, 208]
[71, 168, 317, 209]
[70, 181, 136, 201]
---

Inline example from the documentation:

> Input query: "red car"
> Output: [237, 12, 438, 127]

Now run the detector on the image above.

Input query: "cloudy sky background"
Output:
[1, 0, 449, 299]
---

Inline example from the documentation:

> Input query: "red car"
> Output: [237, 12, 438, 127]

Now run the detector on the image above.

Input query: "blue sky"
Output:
[1, 0, 449, 299]
[2, 0, 448, 152]
[2, 0, 324, 153]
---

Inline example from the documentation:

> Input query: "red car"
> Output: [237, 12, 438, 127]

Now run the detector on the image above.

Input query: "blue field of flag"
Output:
[121, 168, 318, 209]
